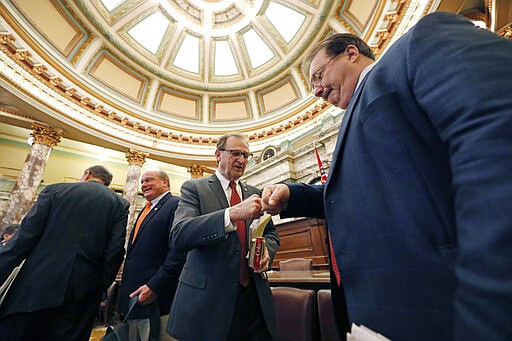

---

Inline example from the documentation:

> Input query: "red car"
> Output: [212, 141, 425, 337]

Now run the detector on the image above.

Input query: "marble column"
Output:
[122, 148, 148, 245]
[0, 122, 62, 226]
[188, 164, 207, 179]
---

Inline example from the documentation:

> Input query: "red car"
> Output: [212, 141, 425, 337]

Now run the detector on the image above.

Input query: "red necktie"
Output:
[329, 234, 341, 285]
[132, 201, 152, 242]
[229, 181, 250, 286]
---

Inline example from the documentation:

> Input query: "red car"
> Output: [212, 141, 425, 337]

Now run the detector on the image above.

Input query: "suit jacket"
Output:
[283, 12, 512, 341]
[167, 174, 279, 341]
[0, 180, 128, 318]
[118, 192, 185, 319]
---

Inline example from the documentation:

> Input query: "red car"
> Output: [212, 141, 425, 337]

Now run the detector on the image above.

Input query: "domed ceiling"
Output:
[1, 0, 504, 167]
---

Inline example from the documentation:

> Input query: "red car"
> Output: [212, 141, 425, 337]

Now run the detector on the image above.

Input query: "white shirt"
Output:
[355, 62, 375, 92]
[146, 191, 168, 210]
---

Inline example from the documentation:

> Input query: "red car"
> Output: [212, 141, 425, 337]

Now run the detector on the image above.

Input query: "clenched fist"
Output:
[230, 194, 263, 222]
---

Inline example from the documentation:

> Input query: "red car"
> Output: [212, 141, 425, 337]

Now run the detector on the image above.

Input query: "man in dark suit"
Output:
[263, 12, 512, 341]
[0, 165, 128, 341]
[167, 132, 280, 341]
[118, 168, 185, 341]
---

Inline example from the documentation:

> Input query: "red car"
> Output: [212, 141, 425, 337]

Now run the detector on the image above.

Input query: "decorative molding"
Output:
[498, 24, 512, 40]
[125, 148, 149, 166]
[0, 31, 332, 146]
[188, 163, 209, 178]
[31, 122, 62, 148]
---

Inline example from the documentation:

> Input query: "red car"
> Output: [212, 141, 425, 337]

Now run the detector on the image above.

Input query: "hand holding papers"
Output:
[248, 213, 272, 269]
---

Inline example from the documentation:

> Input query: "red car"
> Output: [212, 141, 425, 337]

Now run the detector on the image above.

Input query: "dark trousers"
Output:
[0, 292, 101, 341]
[227, 281, 272, 341]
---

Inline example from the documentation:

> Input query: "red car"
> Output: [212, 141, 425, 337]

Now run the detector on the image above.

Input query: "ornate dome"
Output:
[1, 0, 504, 167]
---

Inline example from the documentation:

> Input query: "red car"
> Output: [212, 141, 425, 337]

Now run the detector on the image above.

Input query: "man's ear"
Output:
[81, 171, 91, 182]
[215, 149, 221, 163]
[345, 45, 359, 62]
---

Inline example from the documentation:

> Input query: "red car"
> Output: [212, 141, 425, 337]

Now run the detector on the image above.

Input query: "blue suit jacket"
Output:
[168, 174, 279, 341]
[283, 12, 512, 340]
[118, 192, 185, 319]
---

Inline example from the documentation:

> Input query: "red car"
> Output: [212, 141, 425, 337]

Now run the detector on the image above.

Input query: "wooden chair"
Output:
[317, 289, 342, 341]
[279, 258, 313, 271]
[271, 286, 315, 341]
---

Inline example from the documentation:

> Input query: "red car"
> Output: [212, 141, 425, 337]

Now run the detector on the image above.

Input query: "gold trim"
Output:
[125, 148, 149, 166]
[31, 122, 63, 147]
[498, 24, 512, 39]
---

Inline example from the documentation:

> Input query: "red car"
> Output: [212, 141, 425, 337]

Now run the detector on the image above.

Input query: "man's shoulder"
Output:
[183, 175, 215, 188]
[80, 181, 127, 205]
[161, 192, 180, 206]
[406, 12, 470, 43]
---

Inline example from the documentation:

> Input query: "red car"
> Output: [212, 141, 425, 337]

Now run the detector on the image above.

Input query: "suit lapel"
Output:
[129, 193, 170, 250]
[326, 74, 370, 187]
[240, 181, 250, 200]
[240, 181, 254, 241]
[208, 174, 229, 208]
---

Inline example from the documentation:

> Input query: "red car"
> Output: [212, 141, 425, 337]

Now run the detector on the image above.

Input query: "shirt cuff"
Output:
[224, 208, 237, 233]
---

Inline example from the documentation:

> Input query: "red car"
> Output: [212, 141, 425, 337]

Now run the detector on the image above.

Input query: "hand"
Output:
[130, 284, 157, 305]
[262, 184, 290, 215]
[253, 245, 270, 273]
[230, 194, 263, 222]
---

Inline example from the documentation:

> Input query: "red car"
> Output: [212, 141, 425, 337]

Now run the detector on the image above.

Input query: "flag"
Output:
[314, 145, 328, 184]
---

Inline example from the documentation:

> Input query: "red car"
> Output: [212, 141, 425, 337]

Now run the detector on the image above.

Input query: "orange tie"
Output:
[132, 201, 152, 242]
[329, 234, 342, 286]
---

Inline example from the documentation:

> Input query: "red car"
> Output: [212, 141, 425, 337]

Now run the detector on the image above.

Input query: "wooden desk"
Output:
[272, 218, 329, 271]
[267, 270, 330, 291]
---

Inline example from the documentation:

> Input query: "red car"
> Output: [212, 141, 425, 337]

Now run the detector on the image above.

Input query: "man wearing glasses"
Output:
[263, 11, 512, 341]
[167, 132, 279, 340]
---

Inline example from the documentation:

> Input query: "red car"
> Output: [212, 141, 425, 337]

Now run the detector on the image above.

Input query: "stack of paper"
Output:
[347, 323, 391, 341]
[249, 213, 272, 238]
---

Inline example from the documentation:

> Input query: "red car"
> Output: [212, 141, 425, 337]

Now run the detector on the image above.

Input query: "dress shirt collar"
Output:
[355, 62, 375, 92]
[148, 191, 168, 208]
[215, 169, 241, 190]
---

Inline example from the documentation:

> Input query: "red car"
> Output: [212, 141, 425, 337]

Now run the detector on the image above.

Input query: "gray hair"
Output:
[216, 132, 248, 150]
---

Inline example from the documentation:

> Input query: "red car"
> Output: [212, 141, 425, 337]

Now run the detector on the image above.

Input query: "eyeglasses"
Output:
[310, 56, 337, 90]
[219, 149, 253, 160]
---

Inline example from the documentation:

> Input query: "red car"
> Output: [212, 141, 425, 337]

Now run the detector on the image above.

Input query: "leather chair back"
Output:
[317, 289, 342, 341]
[279, 258, 313, 271]
[271, 286, 315, 341]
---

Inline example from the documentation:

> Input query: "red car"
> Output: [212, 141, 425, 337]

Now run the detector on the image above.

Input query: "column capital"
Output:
[498, 24, 511, 40]
[188, 164, 208, 179]
[31, 122, 62, 148]
[125, 148, 149, 166]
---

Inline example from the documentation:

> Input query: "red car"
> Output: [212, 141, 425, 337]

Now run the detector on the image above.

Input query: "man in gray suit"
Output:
[167, 132, 280, 341]
[0, 165, 129, 341]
